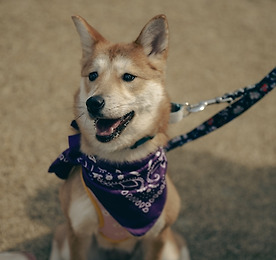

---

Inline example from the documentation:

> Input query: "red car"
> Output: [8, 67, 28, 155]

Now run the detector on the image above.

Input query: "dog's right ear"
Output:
[72, 15, 107, 58]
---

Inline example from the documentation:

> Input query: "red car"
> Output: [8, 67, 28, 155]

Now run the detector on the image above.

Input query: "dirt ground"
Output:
[0, 0, 275, 259]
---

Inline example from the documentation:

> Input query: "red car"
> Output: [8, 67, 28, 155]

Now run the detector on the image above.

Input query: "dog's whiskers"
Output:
[74, 112, 85, 121]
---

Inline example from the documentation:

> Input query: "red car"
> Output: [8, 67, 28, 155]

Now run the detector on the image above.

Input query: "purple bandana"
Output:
[49, 134, 167, 236]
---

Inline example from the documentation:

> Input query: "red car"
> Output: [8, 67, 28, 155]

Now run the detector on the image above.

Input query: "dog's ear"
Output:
[135, 15, 169, 58]
[72, 15, 107, 58]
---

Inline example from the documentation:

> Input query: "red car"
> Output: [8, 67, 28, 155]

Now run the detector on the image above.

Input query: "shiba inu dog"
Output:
[49, 14, 190, 260]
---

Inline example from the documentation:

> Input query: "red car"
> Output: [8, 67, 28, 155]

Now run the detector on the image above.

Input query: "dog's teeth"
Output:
[94, 120, 98, 131]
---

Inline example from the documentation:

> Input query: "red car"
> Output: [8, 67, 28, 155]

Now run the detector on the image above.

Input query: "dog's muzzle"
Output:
[85, 95, 135, 143]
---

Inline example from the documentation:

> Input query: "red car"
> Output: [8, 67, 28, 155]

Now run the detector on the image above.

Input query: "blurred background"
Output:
[0, 0, 275, 259]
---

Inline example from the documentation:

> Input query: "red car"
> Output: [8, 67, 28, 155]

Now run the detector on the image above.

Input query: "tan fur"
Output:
[50, 14, 189, 260]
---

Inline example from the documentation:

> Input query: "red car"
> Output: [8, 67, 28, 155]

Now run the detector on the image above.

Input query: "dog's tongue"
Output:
[96, 118, 121, 136]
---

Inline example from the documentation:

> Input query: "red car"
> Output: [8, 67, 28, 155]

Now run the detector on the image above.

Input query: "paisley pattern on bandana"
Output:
[49, 134, 167, 236]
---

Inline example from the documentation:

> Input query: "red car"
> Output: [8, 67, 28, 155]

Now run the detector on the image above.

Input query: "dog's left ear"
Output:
[72, 15, 108, 58]
[135, 15, 169, 58]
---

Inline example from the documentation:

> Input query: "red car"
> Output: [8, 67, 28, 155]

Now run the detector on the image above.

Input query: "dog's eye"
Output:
[122, 73, 136, 82]
[88, 71, 98, 82]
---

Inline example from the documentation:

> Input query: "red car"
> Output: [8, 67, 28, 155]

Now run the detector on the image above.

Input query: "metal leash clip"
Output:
[187, 96, 234, 113]
[170, 96, 234, 124]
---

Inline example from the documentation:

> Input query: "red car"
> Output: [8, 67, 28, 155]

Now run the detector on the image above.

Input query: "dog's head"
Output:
[72, 15, 171, 161]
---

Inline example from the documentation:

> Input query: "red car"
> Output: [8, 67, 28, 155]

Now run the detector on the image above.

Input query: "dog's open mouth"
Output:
[95, 111, 135, 143]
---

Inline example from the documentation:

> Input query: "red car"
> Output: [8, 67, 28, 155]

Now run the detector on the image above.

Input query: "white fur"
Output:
[49, 238, 71, 260]
[179, 247, 190, 260]
[69, 193, 98, 235]
[161, 240, 179, 260]
[49, 241, 62, 260]
[112, 56, 134, 76]
[161, 241, 190, 260]
[92, 54, 110, 72]
[60, 238, 70, 260]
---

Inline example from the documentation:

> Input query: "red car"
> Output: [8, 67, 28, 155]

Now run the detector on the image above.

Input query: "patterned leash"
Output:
[165, 67, 276, 152]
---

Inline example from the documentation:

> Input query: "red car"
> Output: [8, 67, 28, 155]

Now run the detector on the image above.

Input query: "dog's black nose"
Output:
[86, 96, 105, 117]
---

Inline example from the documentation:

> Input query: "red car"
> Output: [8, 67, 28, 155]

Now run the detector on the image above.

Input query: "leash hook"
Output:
[187, 96, 234, 113]
[170, 96, 234, 123]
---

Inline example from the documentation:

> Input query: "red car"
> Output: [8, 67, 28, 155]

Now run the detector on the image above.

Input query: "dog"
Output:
[49, 14, 190, 260]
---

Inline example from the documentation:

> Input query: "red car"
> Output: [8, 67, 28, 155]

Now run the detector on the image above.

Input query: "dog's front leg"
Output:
[66, 199, 98, 260]
[68, 228, 93, 260]
[143, 228, 179, 260]
[60, 169, 99, 260]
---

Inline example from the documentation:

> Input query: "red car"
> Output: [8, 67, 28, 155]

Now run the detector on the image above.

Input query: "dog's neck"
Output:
[71, 120, 168, 163]
[80, 131, 168, 163]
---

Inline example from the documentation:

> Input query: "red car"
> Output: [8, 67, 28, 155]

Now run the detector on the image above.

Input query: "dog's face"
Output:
[72, 15, 171, 160]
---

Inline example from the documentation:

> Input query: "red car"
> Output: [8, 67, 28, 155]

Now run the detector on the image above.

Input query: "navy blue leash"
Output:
[165, 68, 276, 152]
